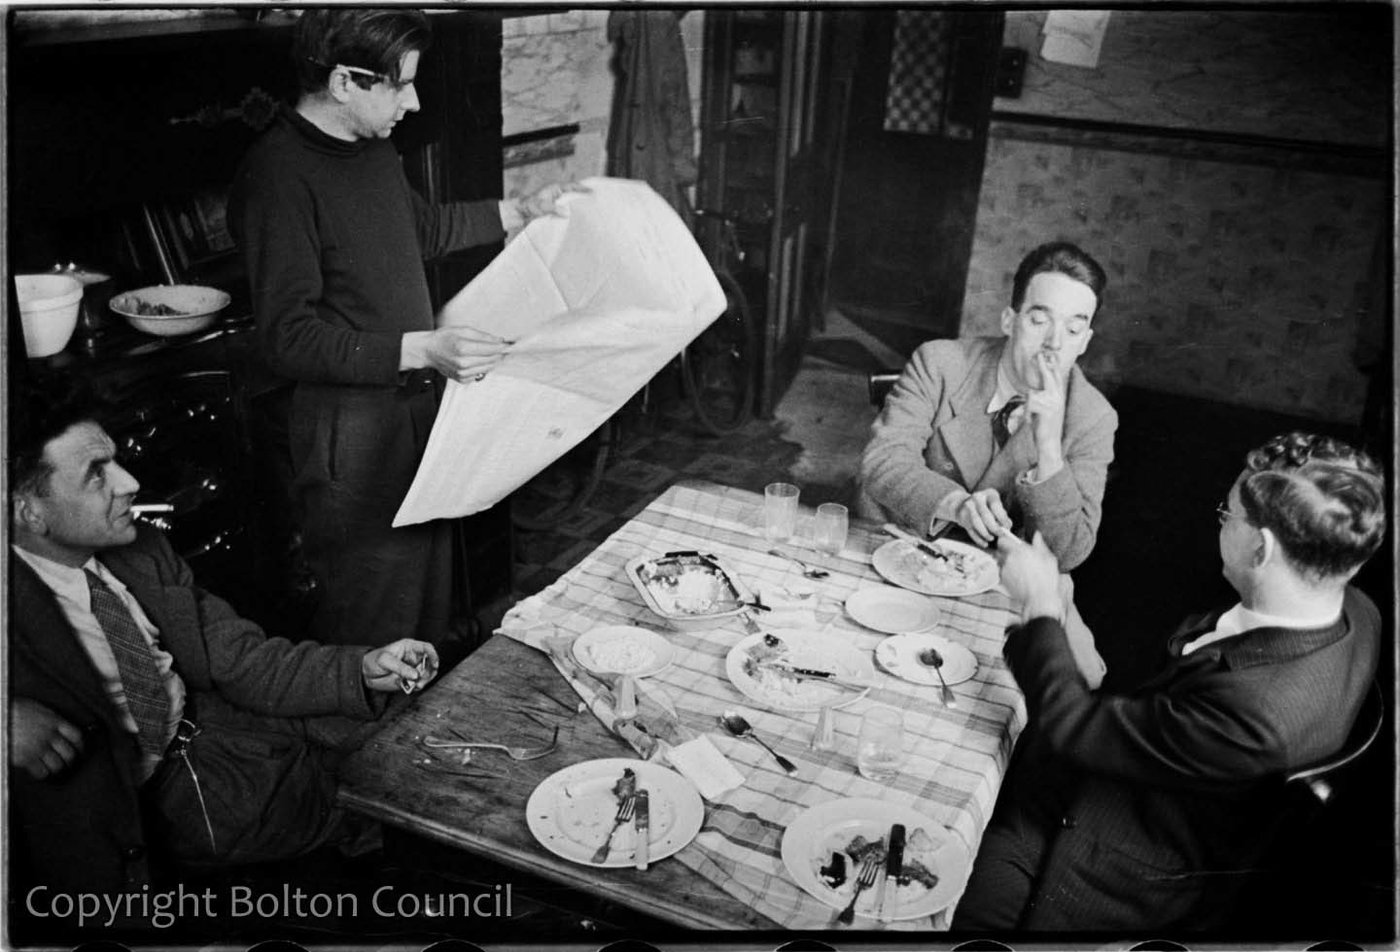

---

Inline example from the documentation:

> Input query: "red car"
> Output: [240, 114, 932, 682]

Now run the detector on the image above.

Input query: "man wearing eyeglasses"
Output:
[230, 10, 576, 651]
[954, 432, 1385, 932]
[857, 241, 1117, 571]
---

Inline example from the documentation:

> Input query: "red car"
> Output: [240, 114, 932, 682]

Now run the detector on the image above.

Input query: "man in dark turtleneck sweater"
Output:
[230, 9, 571, 650]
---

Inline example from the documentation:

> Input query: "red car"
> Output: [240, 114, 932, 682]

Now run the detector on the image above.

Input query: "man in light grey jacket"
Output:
[857, 242, 1117, 571]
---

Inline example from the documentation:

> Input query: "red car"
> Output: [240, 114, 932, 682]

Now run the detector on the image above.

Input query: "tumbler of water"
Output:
[813, 502, 849, 556]
[764, 482, 800, 542]
[857, 706, 907, 783]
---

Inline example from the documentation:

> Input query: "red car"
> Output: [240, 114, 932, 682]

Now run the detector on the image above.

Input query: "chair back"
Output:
[1284, 680, 1384, 805]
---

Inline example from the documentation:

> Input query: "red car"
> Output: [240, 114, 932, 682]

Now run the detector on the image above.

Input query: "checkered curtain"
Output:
[883, 10, 950, 135]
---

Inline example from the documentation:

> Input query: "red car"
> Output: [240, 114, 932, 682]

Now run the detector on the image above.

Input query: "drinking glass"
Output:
[764, 482, 800, 542]
[857, 706, 907, 783]
[813, 502, 849, 556]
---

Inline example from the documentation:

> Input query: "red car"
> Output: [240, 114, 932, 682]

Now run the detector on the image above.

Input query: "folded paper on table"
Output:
[394, 177, 726, 526]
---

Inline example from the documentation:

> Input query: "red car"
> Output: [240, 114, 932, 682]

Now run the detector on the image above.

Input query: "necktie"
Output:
[85, 569, 171, 759]
[992, 395, 1027, 450]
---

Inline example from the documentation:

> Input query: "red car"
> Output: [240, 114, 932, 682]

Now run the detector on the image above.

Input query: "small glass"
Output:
[764, 482, 800, 542]
[857, 706, 907, 783]
[813, 502, 849, 556]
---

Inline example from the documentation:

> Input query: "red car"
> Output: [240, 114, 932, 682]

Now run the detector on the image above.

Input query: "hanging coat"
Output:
[606, 10, 698, 224]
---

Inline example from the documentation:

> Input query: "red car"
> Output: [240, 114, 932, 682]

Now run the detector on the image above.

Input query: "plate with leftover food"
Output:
[526, 758, 703, 868]
[725, 630, 874, 712]
[844, 587, 940, 634]
[572, 625, 674, 677]
[627, 551, 753, 630]
[871, 538, 998, 597]
[781, 797, 971, 921]
[109, 284, 231, 337]
[874, 632, 977, 687]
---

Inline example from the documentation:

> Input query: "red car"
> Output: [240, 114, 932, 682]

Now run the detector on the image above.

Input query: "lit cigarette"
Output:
[131, 503, 175, 515]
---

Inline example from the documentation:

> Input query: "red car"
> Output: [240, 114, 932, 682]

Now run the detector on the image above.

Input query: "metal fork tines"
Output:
[836, 854, 881, 924]
[422, 725, 560, 761]
[590, 794, 636, 864]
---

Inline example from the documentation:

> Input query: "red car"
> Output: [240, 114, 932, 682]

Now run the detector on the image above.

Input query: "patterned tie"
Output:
[992, 395, 1027, 450]
[85, 570, 171, 759]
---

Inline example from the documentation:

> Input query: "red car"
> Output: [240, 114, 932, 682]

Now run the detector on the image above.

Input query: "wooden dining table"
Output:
[337, 479, 1026, 931]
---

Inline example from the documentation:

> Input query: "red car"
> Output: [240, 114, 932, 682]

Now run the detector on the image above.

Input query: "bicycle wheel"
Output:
[684, 267, 757, 436]
[510, 419, 615, 531]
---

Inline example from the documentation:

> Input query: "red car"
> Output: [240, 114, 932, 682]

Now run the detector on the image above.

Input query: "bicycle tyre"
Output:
[510, 419, 615, 531]
[684, 267, 757, 436]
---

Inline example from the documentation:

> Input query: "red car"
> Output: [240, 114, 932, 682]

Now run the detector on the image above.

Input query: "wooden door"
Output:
[762, 10, 837, 416]
[824, 10, 1003, 357]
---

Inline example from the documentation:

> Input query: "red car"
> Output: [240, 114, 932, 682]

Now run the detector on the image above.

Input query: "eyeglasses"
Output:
[1216, 502, 1245, 527]
[308, 59, 414, 92]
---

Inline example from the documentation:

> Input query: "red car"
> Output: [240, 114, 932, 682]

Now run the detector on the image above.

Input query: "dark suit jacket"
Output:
[858, 337, 1117, 570]
[987, 587, 1379, 931]
[8, 526, 379, 897]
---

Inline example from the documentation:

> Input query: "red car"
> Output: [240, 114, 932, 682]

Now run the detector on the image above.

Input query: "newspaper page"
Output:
[393, 177, 726, 526]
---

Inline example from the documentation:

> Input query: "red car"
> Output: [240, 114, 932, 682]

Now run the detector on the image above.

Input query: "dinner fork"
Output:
[836, 854, 881, 924]
[591, 794, 636, 863]
[422, 726, 560, 761]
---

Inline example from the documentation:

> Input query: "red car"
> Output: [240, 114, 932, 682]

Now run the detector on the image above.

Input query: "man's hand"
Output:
[1025, 351, 1067, 478]
[512, 181, 590, 225]
[402, 327, 511, 383]
[362, 640, 441, 695]
[954, 488, 1014, 546]
[996, 531, 1065, 623]
[10, 698, 84, 780]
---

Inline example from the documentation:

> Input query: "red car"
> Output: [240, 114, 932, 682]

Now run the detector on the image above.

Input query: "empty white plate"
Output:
[844, 588, 940, 634]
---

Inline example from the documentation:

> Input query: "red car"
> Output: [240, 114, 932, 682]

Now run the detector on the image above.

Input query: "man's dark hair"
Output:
[1239, 432, 1387, 581]
[293, 8, 432, 95]
[1010, 241, 1108, 319]
[9, 380, 108, 498]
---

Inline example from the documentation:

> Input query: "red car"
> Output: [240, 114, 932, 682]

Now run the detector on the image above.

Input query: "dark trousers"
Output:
[148, 691, 388, 868]
[289, 377, 452, 647]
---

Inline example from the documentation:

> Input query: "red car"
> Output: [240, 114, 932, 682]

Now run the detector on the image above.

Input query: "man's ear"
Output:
[327, 69, 355, 104]
[999, 306, 1016, 337]
[12, 494, 47, 538]
[1254, 526, 1276, 568]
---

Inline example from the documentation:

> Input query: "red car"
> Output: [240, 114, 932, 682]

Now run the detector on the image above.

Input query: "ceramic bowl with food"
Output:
[110, 284, 231, 337]
[626, 551, 753, 631]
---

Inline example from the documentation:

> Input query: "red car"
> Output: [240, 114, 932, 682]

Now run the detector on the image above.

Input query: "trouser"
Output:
[289, 375, 453, 647]
[147, 691, 388, 868]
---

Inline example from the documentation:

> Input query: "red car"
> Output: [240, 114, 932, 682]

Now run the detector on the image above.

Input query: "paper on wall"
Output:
[1041, 10, 1110, 68]
[393, 177, 725, 526]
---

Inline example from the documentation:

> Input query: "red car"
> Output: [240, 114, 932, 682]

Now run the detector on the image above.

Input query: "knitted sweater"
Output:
[229, 106, 505, 387]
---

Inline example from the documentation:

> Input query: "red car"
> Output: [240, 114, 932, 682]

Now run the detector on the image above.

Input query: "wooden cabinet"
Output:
[698, 10, 843, 416]
[7, 11, 513, 638]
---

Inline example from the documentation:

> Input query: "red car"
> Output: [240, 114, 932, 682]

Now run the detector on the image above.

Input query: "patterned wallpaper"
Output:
[962, 130, 1386, 423]
[964, 11, 1390, 424]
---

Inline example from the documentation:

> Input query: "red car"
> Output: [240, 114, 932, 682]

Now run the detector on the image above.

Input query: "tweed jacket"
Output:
[8, 526, 379, 897]
[857, 336, 1117, 570]
[997, 587, 1380, 930]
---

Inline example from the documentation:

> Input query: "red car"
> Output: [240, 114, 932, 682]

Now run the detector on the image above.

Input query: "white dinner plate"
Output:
[526, 758, 703, 869]
[572, 625, 674, 677]
[874, 632, 978, 687]
[781, 797, 971, 922]
[725, 630, 875, 712]
[871, 538, 999, 597]
[844, 588, 940, 634]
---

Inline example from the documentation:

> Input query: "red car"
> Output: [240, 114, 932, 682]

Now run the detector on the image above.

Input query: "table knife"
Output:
[877, 823, 906, 920]
[882, 522, 950, 562]
[759, 660, 868, 689]
[634, 790, 650, 871]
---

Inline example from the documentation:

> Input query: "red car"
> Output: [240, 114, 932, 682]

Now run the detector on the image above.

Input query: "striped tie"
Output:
[85, 570, 171, 759]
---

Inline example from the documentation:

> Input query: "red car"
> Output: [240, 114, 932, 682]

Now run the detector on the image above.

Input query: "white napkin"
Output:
[664, 735, 746, 800]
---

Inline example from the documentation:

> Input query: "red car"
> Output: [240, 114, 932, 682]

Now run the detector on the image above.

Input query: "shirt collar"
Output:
[13, 545, 124, 601]
[987, 361, 1023, 415]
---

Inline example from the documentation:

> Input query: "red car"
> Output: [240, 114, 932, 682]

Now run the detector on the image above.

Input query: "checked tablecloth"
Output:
[501, 480, 1026, 930]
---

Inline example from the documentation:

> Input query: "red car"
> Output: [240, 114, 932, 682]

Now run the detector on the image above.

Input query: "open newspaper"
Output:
[393, 177, 725, 526]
